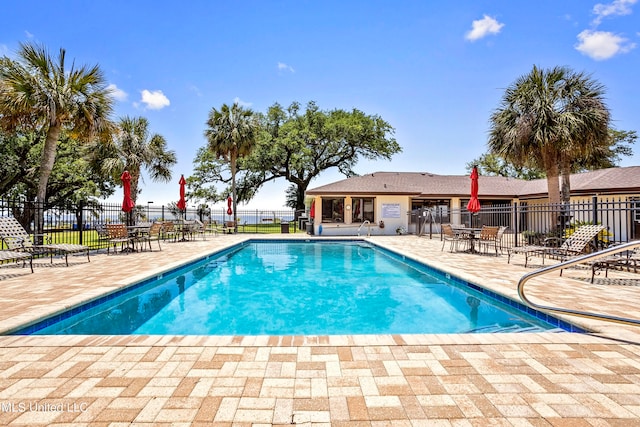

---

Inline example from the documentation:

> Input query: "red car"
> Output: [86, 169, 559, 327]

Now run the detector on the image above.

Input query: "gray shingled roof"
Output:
[306, 166, 640, 198]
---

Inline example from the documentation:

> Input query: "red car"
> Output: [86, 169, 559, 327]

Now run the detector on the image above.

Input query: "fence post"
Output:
[78, 200, 84, 245]
[592, 195, 600, 248]
[513, 202, 519, 247]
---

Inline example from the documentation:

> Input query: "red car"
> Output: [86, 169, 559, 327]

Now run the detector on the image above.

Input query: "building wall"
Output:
[310, 195, 412, 236]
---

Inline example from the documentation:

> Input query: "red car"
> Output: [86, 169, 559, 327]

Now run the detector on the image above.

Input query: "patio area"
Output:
[1, 234, 640, 425]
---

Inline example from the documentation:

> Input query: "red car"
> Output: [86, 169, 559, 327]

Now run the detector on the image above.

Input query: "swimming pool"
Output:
[11, 240, 581, 335]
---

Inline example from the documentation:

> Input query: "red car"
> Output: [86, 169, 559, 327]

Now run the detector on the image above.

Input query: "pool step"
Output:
[465, 324, 565, 333]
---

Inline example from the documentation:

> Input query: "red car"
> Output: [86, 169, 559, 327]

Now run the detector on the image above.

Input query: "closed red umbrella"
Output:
[227, 196, 233, 216]
[466, 166, 481, 214]
[310, 199, 315, 220]
[121, 171, 135, 213]
[177, 175, 186, 211]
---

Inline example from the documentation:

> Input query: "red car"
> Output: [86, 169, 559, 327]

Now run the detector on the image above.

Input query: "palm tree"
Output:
[488, 65, 610, 208]
[99, 116, 177, 207]
[204, 102, 258, 229]
[0, 43, 114, 236]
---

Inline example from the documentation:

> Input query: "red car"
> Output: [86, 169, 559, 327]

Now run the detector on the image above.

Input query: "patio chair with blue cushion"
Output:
[0, 216, 90, 266]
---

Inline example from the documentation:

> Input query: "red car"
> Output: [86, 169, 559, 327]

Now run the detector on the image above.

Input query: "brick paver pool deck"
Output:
[0, 234, 639, 425]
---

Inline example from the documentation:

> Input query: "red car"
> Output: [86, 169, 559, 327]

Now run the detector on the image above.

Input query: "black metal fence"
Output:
[0, 198, 300, 250]
[414, 196, 640, 248]
[3, 196, 639, 251]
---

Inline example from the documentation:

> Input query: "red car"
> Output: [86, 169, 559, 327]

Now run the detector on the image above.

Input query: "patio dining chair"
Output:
[136, 222, 163, 252]
[105, 223, 133, 254]
[190, 219, 207, 240]
[0, 216, 90, 266]
[477, 225, 500, 256]
[441, 224, 468, 252]
[161, 221, 179, 242]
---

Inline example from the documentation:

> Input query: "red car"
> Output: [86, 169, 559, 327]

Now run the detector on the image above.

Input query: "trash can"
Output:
[306, 222, 314, 235]
[280, 222, 290, 233]
[298, 216, 308, 229]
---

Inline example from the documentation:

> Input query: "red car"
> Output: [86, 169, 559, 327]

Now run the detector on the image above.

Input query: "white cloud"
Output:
[187, 84, 202, 97]
[465, 15, 504, 41]
[575, 29, 636, 60]
[107, 84, 128, 102]
[140, 89, 170, 110]
[592, 0, 637, 25]
[233, 97, 252, 107]
[277, 62, 295, 73]
[25, 30, 34, 38]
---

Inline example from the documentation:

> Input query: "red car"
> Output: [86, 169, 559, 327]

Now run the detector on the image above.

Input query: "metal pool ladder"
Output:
[517, 240, 640, 327]
[357, 220, 372, 237]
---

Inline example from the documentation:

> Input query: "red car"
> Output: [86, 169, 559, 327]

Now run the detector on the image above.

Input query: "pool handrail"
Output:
[517, 240, 640, 327]
[357, 220, 372, 237]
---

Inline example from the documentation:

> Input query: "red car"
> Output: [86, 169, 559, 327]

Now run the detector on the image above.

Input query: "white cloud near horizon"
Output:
[575, 29, 636, 60]
[592, 0, 637, 25]
[277, 62, 295, 73]
[233, 97, 252, 107]
[140, 89, 170, 110]
[107, 84, 128, 102]
[465, 15, 504, 41]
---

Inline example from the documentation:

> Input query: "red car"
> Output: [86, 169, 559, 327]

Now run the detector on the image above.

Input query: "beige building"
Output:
[305, 166, 640, 237]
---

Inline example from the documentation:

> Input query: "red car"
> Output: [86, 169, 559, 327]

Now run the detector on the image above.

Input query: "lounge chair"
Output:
[0, 216, 90, 266]
[0, 250, 33, 273]
[591, 245, 639, 283]
[508, 224, 605, 268]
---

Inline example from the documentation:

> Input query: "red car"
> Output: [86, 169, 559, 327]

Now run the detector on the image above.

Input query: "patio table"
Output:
[127, 224, 151, 251]
[174, 220, 194, 242]
[454, 227, 483, 253]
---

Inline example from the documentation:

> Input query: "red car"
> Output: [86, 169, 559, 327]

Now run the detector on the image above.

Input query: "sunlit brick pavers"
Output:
[1, 234, 639, 425]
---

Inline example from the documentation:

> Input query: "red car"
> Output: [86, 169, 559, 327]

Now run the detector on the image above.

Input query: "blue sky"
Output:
[1, 0, 638, 209]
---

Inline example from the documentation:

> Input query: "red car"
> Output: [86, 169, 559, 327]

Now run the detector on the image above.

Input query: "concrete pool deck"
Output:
[0, 233, 639, 425]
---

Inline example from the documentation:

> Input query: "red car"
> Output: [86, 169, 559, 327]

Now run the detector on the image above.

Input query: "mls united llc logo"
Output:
[1, 401, 88, 413]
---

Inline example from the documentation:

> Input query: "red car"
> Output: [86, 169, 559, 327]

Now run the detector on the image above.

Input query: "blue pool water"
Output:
[13, 240, 577, 335]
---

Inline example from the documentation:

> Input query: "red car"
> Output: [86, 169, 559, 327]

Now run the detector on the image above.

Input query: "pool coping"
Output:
[5, 237, 589, 336]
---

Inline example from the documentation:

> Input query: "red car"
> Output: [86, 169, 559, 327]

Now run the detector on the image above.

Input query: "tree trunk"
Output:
[560, 155, 571, 205]
[129, 167, 141, 225]
[34, 124, 61, 243]
[129, 168, 141, 206]
[230, 154, 237, 231]
[296, 185, 305, 212]
[545, 162, 562, 233]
